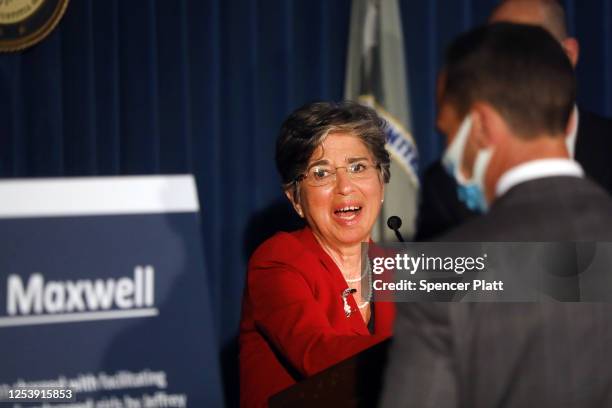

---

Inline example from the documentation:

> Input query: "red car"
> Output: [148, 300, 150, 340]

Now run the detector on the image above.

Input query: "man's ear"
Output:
[284, 188, 304, 218]
[471, 102, 507, 149]
[562, 37, 579, 68]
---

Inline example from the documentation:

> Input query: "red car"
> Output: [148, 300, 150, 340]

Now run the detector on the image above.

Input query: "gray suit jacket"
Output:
[381, 176, 612, 408]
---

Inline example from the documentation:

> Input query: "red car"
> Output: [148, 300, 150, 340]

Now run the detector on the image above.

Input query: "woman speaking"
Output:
[239, 101, 395, 407]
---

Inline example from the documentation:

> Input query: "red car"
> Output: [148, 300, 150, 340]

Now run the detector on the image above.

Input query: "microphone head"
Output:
[387, 215, 402, 231]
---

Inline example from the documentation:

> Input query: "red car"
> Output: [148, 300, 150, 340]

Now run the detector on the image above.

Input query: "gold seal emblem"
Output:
[0, 0, 69, 52]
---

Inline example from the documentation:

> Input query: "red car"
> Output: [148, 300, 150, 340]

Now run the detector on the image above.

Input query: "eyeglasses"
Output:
[296, 161, 380, 187]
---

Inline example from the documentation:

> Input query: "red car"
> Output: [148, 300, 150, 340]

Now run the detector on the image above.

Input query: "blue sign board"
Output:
[0, 176, 223, 407]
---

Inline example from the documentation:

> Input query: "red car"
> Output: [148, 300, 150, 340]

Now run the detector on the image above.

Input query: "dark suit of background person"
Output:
[416, 0, 612, 241]
[381, 24, 612, 408]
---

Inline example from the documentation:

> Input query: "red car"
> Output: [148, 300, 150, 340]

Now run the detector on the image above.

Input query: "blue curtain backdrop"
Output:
[1, 0, 611, 404]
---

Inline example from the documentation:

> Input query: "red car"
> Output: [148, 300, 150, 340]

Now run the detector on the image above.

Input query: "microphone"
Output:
[387, 216, 405, 242]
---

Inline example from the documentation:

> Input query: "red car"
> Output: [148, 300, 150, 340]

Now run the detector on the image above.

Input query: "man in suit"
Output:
[416, 0, 612, 240]
[380, 23, 612, 408]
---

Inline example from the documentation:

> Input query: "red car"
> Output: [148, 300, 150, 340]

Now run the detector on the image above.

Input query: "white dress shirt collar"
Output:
[495, 158, 584, 198]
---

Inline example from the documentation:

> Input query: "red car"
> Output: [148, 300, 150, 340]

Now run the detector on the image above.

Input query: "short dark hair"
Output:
[443, 22, 575, 138]
[276, 101, 391, 200]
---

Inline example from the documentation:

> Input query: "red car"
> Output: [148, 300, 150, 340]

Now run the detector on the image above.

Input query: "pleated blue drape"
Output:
[1, 1, 611, 404]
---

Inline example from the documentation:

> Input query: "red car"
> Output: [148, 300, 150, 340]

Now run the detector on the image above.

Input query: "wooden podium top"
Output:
[269, 339, 391, 408]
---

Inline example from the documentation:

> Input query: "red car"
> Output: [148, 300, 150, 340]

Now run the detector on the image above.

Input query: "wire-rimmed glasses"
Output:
[296, 160, 380, 187]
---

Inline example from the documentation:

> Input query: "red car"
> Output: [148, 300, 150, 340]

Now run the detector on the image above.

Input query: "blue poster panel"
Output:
[0, 176, 224, 407]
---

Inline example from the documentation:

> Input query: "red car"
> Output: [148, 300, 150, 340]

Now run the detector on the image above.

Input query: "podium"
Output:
[269, 339, 391, 408]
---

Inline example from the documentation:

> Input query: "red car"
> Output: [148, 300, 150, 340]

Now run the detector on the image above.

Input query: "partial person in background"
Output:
[381, 23, 612, 408]
[416, 0, 612, 240]
[239, 101, 395, 408]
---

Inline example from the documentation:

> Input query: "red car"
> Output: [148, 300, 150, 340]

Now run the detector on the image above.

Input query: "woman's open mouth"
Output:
[333, 205, 363, 223]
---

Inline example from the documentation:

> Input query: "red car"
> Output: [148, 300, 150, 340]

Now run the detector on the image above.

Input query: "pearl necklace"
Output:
[330, 250, 372, 317]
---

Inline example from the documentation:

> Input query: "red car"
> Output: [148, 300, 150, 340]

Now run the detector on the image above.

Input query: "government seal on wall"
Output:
[0, 0, 69, 52]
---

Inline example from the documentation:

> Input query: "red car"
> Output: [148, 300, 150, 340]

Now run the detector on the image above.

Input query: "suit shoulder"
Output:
[436, 215, 494, 241]
[422, 160, 450, 183]
[580, 109, 612, 126]
[439, 177, 612, 241]
[249, 229, 310, 269]
[397, 302, 451, 321]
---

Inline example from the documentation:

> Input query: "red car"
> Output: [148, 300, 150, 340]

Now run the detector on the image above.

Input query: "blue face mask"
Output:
[441, 115, 493, 213]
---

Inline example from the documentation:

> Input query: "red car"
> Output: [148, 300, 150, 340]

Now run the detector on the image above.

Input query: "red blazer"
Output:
[239, 227, 395, 408]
